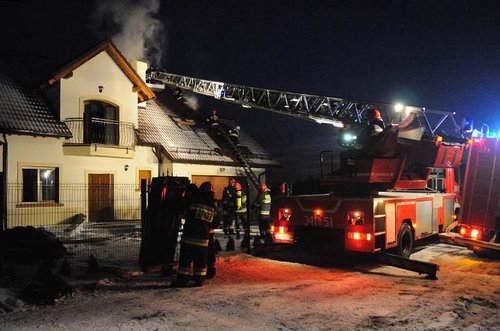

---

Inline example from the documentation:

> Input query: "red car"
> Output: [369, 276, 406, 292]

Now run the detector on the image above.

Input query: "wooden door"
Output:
[88, 174, 114, 222]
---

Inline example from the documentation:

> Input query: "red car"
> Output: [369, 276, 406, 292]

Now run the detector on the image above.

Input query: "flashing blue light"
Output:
[462, 117, 474, 133]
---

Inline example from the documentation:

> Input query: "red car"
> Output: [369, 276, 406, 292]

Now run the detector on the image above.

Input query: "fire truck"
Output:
[439, 133, 500, 254]
[147, 70, 499, 261]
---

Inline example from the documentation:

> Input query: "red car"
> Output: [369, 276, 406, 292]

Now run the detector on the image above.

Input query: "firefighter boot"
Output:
[226, 237, 235, 251]
[214, 239, 222, 253]
[193, 275, 205, 287]
[240, 235, 250, 249]
[206, 266, 216, 279]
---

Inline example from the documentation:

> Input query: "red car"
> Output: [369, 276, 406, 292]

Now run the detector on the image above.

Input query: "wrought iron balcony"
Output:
[64, 118, 136, 149]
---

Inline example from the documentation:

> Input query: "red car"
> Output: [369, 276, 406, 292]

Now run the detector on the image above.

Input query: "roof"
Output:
[0, 72, 72, 138]
[42, 40, 155, 102]
[138, 91, 278, 167]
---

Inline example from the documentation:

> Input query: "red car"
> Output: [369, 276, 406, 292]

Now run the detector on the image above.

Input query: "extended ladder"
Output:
[215, 126, 261, 191]
[148, 71, 390, 127]
[148, 70, 464, 140]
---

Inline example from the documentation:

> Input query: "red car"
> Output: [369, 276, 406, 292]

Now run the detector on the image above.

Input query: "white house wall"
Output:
[59, 52, 138, 126]
[6, 135, 157, 226]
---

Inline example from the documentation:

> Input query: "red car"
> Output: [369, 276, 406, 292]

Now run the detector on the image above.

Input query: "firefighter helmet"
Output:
[234, 182, 242, 190]
[229, 178, 236, 186]
[366, 108, 381, 120]
[200, 181, 213, 192]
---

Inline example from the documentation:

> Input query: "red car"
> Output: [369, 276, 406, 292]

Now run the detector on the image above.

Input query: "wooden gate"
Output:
[88, 174, 114, 222]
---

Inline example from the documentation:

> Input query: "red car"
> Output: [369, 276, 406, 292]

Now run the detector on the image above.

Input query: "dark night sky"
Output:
[1, 0, 500, 182]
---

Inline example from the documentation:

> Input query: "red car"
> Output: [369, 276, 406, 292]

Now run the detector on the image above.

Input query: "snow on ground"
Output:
[0, 235, 499, 331]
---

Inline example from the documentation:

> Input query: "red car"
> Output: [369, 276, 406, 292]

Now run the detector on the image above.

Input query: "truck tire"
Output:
[397, 223, 414, 258]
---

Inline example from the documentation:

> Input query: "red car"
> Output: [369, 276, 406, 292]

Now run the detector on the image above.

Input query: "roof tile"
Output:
[0, 73, 71, 137]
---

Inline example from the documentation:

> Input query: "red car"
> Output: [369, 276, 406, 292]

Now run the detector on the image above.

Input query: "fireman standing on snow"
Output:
[255, 183, 272, 242]
[222, 178, 237, 235]
[234, 182, 247, 244]
[172, 182, 216, 287]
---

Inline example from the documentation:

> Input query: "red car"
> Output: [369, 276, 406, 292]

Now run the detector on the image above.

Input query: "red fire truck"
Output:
[439, 134, 500, 254]
[270, 124, 464, 258]
[147, 71, 497, 260]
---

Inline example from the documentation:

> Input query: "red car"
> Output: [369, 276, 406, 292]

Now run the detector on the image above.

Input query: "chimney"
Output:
[132, 60, 148, 82]
[133, 61, 148, 108]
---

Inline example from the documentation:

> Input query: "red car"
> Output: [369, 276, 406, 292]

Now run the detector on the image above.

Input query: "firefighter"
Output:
[228, 125, 240, 145]
[355, 108, 385, 150]
[255, 183, 272, 243]
[234, 182, 248, 245]
[222, 178, 237, 236]
[171, 181, 216, 287]
[206, 110, 219, 128]
[161, 183, 199, 276]
[172, 87, 183, 100]
[339, 109, 386, 168]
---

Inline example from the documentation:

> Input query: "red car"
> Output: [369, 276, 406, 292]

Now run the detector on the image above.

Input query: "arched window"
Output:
[83, 100, 119, 145]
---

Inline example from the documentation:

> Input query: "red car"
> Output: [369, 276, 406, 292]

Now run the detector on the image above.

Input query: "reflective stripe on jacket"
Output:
[182, 197, 216, 245]
[258, 191, 271, 216]
[235, 190, 247, 213]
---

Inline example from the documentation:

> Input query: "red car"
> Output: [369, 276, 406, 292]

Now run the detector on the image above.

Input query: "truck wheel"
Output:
[397, 223, 414, 258]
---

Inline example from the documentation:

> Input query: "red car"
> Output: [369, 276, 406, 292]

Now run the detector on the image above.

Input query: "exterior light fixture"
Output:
[394, 103, 404, 112]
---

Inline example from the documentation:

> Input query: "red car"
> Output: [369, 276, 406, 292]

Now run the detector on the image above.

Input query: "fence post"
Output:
[246, 181, 251, 254]
[141, 179, 147, 224]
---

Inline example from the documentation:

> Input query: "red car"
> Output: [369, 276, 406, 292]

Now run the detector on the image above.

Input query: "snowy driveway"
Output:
[0, 242, 499, 330]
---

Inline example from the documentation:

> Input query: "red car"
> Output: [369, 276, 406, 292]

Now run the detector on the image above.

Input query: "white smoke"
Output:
[91, 0, 166, 66]
[183, 94, 200, 111]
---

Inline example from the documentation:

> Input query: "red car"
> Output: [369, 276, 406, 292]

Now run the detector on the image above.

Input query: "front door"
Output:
[88, 174, 114, 222]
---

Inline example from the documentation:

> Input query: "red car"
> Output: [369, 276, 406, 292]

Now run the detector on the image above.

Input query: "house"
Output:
[0, 40, 277, 229]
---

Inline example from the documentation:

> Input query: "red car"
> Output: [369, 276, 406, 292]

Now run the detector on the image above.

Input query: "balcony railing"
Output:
[64, 118, 136, 149]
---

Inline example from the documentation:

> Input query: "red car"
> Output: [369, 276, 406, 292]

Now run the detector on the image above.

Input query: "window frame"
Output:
[17, 164, 63, 207]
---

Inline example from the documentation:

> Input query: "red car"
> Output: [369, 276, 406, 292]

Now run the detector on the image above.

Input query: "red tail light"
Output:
[313, 208, 324, 219]
[347, 232, 372, 241]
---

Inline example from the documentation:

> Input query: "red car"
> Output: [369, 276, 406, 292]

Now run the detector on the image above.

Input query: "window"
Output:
[84, 100, 119, 145]
[22, 167, 59, 202]
[138, 169, 152, 190]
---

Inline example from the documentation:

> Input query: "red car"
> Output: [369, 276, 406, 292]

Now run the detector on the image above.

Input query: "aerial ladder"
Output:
[147, 70, 465, 194]
[148, 71, 463, 136]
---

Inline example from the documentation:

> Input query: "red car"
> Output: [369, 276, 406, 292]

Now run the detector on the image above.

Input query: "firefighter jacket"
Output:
[181, 195, 216, 247]
[222, 185, 236, 211]
[256, 190, 272, 217]
[235, 189, 247, 214]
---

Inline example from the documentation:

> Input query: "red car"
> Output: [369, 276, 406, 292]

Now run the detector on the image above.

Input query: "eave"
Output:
[41, 40, 155, 102]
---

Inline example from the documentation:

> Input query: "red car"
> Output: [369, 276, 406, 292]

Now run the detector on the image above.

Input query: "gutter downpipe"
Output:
[1, 133, 7, 231]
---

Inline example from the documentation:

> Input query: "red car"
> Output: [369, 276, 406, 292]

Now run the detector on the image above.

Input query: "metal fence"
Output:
[3, 182, 144, 277]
